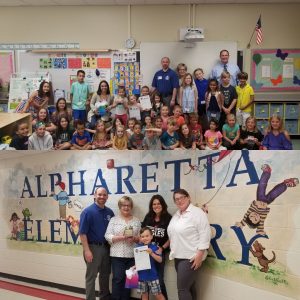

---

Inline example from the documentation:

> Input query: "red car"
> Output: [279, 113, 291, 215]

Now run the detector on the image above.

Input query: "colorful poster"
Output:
[251, 49, 300, 91]
[68, 58, 82, 69]
[82, 57, 97, 69]
[113, 62, 140, 95]
[0, 52, 14, 84]
[97, 58, 111, 69]
[53, 58, 67, 69]
[39, 58, 53, 69]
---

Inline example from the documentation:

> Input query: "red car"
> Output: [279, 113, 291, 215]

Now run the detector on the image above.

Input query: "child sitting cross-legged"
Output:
[70, 120, 92, 150]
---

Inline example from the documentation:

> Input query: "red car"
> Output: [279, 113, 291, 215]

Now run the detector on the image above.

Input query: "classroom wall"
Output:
[0, 151, 299, 300]
[0, 3, 299, 74]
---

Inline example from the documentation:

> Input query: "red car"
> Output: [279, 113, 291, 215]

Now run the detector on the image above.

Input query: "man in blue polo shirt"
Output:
[79, 187, 114, 300]
[152, 57, 179, 110]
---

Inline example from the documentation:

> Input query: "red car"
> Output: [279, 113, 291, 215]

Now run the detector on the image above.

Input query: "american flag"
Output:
[256, 16, 263, 45]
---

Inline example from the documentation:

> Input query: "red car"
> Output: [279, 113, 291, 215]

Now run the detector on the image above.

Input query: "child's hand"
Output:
[146, 248, 153, 255]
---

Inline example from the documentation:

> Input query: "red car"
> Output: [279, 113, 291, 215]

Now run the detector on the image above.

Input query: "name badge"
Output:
[211, 113, 217, 117]
[157, 76, 162, 80]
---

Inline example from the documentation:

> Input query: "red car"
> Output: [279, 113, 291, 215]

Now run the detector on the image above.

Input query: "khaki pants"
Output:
[59, 205, 66, 219]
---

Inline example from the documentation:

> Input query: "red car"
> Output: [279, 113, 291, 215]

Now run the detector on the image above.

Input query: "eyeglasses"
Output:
[174, 195, 187, 203]
[121, 204, 131, 208]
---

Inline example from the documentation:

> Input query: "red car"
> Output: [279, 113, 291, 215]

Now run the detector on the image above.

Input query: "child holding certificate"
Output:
[136, 227, 165, 300]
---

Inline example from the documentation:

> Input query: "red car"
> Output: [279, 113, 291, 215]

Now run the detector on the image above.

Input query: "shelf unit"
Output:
[253, 94, 300, 135]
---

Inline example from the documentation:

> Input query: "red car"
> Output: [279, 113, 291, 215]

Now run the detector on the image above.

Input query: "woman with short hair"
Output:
[167, 188, 211, 300]
[105, 196, 141, 300]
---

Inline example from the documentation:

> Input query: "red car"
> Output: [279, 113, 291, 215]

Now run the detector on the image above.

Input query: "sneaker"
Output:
[261, 164, 272, 173]
[284, 178, 299, 187]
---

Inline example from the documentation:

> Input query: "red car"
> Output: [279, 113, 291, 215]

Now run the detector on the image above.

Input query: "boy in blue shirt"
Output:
[71, 120, 92, 150]
[160, 118, 179, 150]
[136, 227, 165, 300]
[70, 70, 90, 124]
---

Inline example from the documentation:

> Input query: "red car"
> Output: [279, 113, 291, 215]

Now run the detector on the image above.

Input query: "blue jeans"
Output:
[207, 110, 220, 123]
[111, 257, 135, 300]
[154, 250, 168, 299]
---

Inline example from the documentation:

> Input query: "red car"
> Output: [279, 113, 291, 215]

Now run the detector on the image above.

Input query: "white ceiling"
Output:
[0, 0, 299, 6]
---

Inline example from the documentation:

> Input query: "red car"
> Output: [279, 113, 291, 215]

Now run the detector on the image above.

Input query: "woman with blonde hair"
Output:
[105, 196, 141, 300]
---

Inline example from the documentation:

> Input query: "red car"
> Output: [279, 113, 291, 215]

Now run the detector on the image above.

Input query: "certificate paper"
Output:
[139, 95, 152, 110]
[134, 245, 151, 271]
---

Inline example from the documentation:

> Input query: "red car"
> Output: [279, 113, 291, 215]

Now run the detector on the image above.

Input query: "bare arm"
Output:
[80, 234, 93, 263]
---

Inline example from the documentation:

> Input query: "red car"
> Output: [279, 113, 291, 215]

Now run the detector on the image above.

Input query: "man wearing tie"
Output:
[211, 49, 240, 86]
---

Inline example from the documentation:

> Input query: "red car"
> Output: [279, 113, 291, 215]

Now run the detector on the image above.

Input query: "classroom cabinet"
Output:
[254, 101, 300, 135]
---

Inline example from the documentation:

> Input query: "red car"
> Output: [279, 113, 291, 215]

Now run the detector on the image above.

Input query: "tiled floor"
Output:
[0, 279, 84, 300]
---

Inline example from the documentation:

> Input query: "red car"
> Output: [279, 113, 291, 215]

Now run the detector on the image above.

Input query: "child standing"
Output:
[70, 120, 92, 150]
[204, 118, 226, 150]
[136, 227, 165, 300]
[112, 125, 128, 150]
[128, 94, 142, 121]
[219, 71, 238, 130]
[179, 73, 198, 122]
[70, 70, 90, 124]
[151, 93, 163, 119]
[262, 115, 292, 150]
[139, 85, 152, 123]
[22, 81, 52, 119]
[236, 72, 254, 126]
[160, 118, 180, 150]
[160, 106, 169, 132]
[111, 86, 128, 125]
[54, 116, 74, 150]
[189, 113, 204, 149]
[222, 114, 240, 150]
[10, 121, 29, 150]
[91, 120, 112, 150]
[179, 123, 196, 149]
[28, 121, 53, 150]
[129, 123, 144, 150]
[205, 79, 223, 123]
[193, 68, 208, 119]
[240, 116, 263, 150]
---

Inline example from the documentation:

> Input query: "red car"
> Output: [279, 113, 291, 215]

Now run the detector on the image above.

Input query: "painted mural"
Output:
[1, 150, 300, 299]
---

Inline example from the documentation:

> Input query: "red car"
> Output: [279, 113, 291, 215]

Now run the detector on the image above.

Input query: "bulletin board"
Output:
[251, 49, 300, 92]
[16, 51, 112, 100]
[16, 50, 141, 101]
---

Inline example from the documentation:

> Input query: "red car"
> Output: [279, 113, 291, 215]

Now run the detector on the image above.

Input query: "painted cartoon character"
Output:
[17, 221, 25, 241]
[250, 240, 276, 273]
[66, 215, 80, 235]
[236, 164, 299, 235]
[10, 212, 20, 240]
[50, 181, 72, 220]
[22, 208, 32, 220]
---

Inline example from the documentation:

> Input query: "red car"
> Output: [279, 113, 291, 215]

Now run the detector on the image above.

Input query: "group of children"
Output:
[9, 68, 293, 150]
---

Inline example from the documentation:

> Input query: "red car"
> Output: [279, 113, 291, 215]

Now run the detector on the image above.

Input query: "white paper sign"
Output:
[129, 106, 141, 120]
[139, 95, 152, 110]
[134, 245, 151, 271]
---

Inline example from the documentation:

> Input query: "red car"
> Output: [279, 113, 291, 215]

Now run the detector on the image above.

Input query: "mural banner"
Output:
[0, 150, 299, 299]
